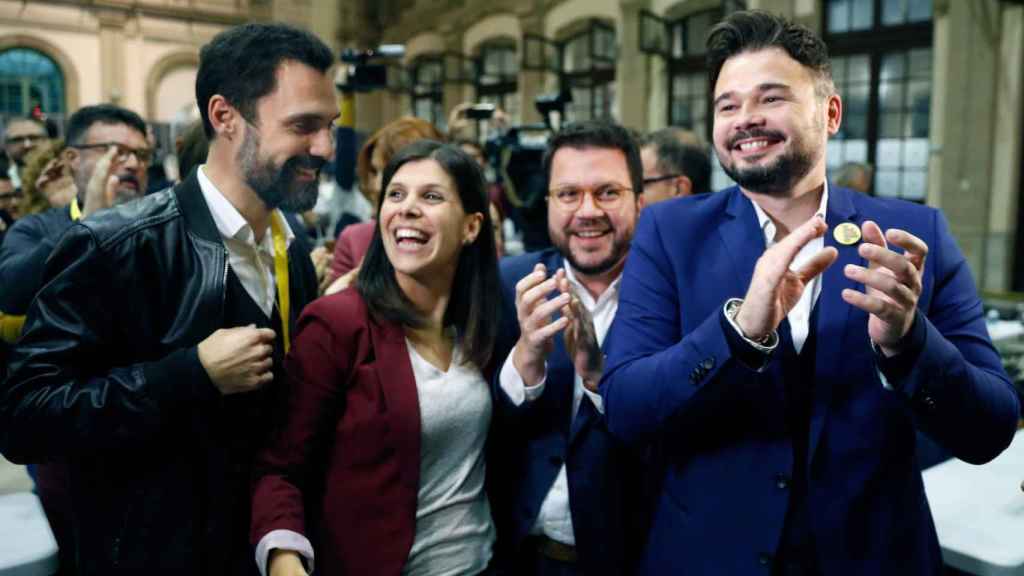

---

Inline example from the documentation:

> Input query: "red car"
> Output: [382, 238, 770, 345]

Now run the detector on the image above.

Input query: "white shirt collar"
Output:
[749, 182, 829, 244]
[197, 164, 294, 249]
[563, 261, 622, 311]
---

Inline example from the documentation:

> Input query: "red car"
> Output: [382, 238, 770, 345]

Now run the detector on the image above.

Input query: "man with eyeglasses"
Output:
[489, 120, 646, 576]
[639, 128, 711, 206]
[3, 116, 47, 189]
[0, 103, 150, 572]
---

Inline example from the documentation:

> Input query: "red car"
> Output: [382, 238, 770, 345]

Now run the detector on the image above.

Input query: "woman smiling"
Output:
[251, 140, 501, 576]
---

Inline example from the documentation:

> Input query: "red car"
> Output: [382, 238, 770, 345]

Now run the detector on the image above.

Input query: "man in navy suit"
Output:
[490, 120, 645, 576]
[601, 10, 1020, 576]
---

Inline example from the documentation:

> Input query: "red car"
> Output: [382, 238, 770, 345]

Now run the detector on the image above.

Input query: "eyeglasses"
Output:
[642, 174, 681, 187]
[71, 142, 153, 166]
[548, 185, 632, 211]
[0, 190, 22, 200]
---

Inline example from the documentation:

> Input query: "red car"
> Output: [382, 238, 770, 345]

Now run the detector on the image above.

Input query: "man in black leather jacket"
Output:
[0, 23, 337, 574]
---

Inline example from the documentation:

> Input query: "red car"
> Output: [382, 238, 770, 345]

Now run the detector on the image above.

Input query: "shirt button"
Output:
[775, 474, 789, 490]
[758, 553, 772, 566]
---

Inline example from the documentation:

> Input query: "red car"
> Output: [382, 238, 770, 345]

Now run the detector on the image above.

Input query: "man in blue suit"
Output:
[490, 120, 645, 576]
[601, 10, 1020, 576]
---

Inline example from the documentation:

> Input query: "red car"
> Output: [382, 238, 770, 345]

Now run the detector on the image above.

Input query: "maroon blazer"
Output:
[251, 288, 421, 576]
[328, 220, 375, 282]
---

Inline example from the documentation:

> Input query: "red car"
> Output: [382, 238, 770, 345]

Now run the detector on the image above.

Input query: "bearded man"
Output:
[488, 120, 648, 576]
[0, 23, 336, 575]
[600, 10, 1018, 576]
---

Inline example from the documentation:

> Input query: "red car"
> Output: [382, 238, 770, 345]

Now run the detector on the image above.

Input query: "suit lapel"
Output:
[371, 318, 422, 493]
[718, 187, 768, 290]
[808, 186, 862, 464]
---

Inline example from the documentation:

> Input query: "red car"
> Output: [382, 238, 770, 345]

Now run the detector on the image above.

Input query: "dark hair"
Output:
[706, 10, 833, 98]
[176, 120, 209, 179]
[197, 23, 334, 139]
[542, 120, 644, 200]
[642, 129, 712, 195]
[357, 139, 500, 369]
[65, 104, 147, 146]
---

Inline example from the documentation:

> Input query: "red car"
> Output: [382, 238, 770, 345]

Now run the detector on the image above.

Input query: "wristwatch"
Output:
[723, 298, 779, 354]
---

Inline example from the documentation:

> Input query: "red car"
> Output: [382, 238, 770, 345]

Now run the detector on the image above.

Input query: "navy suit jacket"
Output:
[490, 249, 645, 576]
[601, 186, 1020, 575]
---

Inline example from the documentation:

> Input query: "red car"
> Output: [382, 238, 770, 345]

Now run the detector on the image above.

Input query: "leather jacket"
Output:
[0, 172, 317, 574]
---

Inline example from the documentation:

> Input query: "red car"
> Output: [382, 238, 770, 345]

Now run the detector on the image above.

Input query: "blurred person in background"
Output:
[3, 116, 48, 189]
[639, 128, 711, 205]
[833, 161, 873, 194]
[0, 155, 18, 237]
[18, 139, 76, 215]
[323, 115, 444, 294]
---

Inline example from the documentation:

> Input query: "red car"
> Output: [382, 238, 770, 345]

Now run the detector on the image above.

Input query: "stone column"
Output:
[985, 3, 1023, 290]
[616, 0, 650, 130]
[929, 0, 1004, 288]
[516, 9, 547, 125]
[97, 8, 128, 105]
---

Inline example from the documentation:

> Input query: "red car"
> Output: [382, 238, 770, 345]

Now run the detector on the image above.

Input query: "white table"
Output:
[0, 493, 57, 576]
[987, 320, 1024, 343]
[923, 429, 1024, 575]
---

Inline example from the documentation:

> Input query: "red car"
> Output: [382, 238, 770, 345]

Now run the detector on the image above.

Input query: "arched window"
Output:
[0, 48, 65, 117]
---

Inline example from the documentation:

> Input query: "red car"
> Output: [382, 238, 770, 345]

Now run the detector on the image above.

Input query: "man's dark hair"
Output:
[642, 129, 712, 195]
[706, 10, 833, 98]
[64, 104, 147, 146]
[196, 23, 334, 139]
[357, 139, 500, 369]
[542, 120, 644, 201]
[0, 152, 10, 180]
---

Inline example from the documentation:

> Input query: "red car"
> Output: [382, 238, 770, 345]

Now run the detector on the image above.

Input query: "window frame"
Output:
[824, 0, 933, 201]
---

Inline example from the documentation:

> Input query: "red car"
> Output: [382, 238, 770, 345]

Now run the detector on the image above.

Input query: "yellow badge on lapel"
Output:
[833, 222, 861, 245]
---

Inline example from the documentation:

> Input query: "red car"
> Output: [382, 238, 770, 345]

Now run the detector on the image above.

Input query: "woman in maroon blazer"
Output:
[252, 140, 501, 576]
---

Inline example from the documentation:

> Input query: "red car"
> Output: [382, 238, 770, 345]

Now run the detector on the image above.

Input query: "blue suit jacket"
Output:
[490, 249, 645, 576]
[601, 186, 1020, 575]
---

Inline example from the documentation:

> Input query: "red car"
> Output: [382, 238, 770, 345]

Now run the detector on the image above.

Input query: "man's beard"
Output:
[552, 218, 630, 276]
[719, 128, 817, 196]
[238, 128, 323, 212]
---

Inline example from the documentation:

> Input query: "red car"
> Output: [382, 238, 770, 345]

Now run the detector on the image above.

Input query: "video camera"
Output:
[489, 89, 573, 251]
[337, 45, 405, 92]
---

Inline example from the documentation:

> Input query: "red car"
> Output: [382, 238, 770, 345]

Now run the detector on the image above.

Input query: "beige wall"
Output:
[154, 66, 199, 123]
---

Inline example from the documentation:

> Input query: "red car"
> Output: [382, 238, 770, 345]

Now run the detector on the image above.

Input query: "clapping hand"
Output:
[841, 220, 928, 357]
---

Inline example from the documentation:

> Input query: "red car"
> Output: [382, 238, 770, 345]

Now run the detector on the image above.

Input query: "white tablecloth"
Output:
[923, 429, 1024, 575]
[0, 493, 57, 576]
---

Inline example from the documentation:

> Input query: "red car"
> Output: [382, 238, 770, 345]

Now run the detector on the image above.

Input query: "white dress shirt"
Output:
[748, 184, 829, 354]
[197, 165, 294, 318]
[498, 264, 620, 546]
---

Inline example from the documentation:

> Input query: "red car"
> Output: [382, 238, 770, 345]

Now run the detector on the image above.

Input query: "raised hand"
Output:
[735, 216, 838, 340]
[198, 325, 277, 395]
[841, 220, 927, 356]
[80, 145, 119, 218]
[560, 276, 602, 392]
[512, 263, 571, 387]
